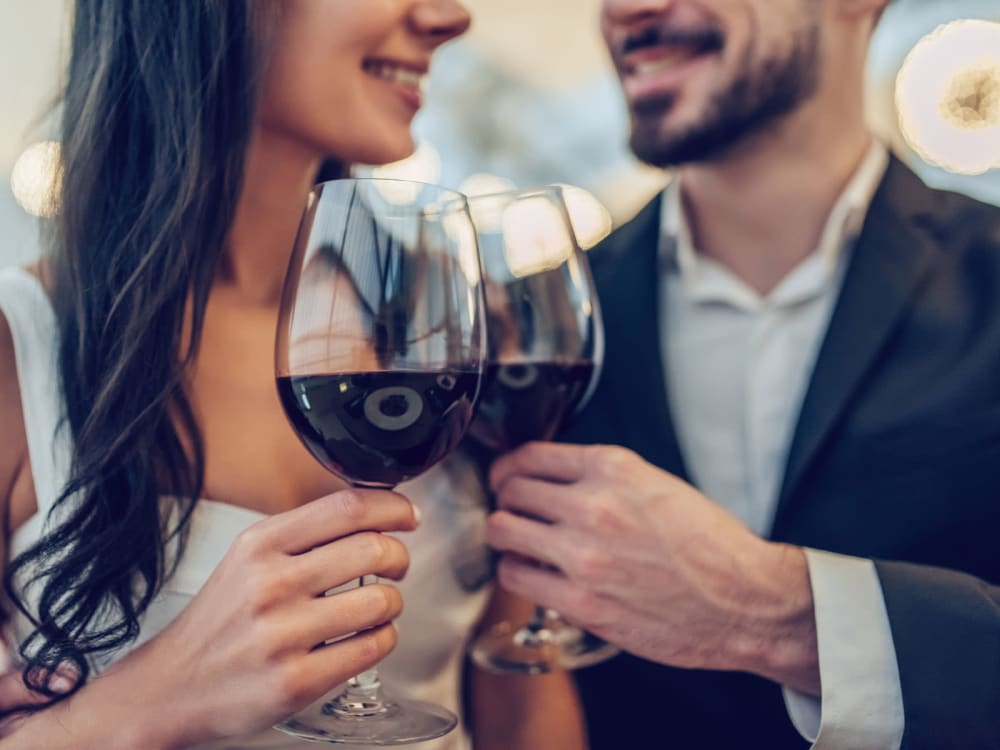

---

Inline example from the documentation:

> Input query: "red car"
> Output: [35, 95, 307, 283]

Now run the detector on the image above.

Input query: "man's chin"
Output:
[629, 108, 749, 169]
[628, 101, 706, 168]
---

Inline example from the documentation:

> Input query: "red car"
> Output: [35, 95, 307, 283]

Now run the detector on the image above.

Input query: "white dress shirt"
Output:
[659, 142, 905, 749]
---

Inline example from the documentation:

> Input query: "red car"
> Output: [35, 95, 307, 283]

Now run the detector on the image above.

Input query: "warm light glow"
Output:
[555, 184, 613, 250]
[370, 142, 443, 204]
[896, 19, 1000, 175]
[458, 173, 517, 198]
[10, 141, 61, 218]
[443, 209, 482, 286]
[502, 196, 575, 278]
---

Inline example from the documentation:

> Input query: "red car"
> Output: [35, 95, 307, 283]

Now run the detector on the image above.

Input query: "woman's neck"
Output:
[220, 130, 323, 306]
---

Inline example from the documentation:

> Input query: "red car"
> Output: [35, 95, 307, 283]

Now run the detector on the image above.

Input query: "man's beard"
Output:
[629, 23, 823, 167]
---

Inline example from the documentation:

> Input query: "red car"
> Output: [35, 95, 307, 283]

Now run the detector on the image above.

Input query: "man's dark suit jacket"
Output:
[562, 158, 1000, 750]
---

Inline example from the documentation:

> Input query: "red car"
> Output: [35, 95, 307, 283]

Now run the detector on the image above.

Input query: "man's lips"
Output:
[617, 28, 724, 101]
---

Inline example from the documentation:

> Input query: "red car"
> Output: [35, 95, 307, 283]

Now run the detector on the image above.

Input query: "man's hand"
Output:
[487, 443, 821, 695]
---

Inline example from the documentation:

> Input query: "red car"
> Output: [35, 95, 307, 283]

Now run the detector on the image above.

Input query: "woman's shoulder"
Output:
[0, 262, 53, 530]
[0, 294, 32, 532]
[0, 261, 53, 293]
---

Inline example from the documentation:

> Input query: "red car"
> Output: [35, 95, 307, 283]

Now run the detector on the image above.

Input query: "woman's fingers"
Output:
[246, 489, 419, 555]
[280, 623, 400, 712]
[0, 665, 77, 737]
[297, 583, 404, 650]
[291, 531, 410, 594]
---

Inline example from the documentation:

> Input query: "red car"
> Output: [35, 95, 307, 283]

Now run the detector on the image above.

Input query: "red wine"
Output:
[278, 370, 479, 487]
[468, 361, 595, 452]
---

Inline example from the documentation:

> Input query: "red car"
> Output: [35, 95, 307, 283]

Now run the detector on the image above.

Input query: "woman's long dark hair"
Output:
[3, 0, 278, 710]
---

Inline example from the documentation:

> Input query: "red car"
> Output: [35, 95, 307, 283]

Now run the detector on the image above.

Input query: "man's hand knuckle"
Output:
[598, 446, 634, 476]
[581, 494, 619, 529]
[574, 545, 613, 581]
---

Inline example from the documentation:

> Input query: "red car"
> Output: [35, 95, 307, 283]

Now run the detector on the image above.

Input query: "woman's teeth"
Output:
[364, 62, 426, 91]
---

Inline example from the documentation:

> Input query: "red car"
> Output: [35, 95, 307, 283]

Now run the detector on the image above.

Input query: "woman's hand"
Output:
[4, 487, 418, 750]
[0, 640, 72, 738]
[154, 487, 418, 745]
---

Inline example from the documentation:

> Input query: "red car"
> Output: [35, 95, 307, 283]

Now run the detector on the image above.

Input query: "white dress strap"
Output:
[0, 267, 72, 516]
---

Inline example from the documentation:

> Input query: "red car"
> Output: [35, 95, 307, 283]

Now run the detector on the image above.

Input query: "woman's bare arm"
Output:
[469, 587, 588, 750]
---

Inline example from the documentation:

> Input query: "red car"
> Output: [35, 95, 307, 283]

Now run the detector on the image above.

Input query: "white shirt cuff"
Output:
[782, 549, 905, 749]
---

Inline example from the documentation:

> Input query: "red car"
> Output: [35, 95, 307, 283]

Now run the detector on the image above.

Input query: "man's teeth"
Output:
[365, 62, 426, 90]
[633, 51, 700, 75]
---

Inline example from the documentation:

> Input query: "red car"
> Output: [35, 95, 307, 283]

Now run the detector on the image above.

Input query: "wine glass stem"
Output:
[324, 576, 389, 718]
[527, 605, 549, 633]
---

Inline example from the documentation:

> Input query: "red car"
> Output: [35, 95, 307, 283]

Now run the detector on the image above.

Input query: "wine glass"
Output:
[465, 186, 617, 674]
[274, 178, 486, 745]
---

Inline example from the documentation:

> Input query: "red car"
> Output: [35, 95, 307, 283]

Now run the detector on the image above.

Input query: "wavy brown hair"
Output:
[3, 0, 280, 712]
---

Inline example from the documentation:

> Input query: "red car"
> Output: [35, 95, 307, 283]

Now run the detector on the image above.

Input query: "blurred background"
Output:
[2, 0, 999, 267]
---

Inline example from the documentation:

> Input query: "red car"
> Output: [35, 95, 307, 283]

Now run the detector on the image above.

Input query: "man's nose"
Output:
[603, 0, 677, 27]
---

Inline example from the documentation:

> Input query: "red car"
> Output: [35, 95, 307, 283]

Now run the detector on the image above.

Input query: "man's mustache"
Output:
[620, 25, 725, 58]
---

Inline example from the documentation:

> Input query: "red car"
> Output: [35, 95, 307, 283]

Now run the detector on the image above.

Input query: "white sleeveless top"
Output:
[0, 266, 494, 749]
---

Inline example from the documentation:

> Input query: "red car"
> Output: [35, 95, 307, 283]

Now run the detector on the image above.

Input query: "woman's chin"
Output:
[365, 140, 418, 169]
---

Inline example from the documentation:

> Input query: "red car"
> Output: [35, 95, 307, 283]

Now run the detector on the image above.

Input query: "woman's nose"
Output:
[411, 0, 472, 45]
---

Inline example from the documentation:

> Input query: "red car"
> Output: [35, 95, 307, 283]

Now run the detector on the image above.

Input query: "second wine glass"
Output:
[465, 186, 618, 675]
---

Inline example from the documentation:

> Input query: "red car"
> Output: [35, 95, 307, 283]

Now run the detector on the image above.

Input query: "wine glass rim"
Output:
[467, 185, 563, 203]
[313, 176, 470, 210]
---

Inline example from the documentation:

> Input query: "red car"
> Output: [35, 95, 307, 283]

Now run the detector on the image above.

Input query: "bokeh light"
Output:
[458, 173, 517, 198]
[369, 142, 443, 204]
[555, 184, 613, 250]
[10, 140, 61, 218]
[896, 19, 1000, 175]
[502, 195, 575, 277]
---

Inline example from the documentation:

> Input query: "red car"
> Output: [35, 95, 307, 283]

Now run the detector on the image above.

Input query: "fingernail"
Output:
[412, 504, 423, 526]
[49, 674, 74, 693]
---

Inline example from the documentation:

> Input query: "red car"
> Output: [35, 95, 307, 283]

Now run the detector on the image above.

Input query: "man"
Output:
[487, 0, 1000, 748]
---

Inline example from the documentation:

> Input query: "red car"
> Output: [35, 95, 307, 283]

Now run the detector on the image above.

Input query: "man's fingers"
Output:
[245, 489, 419, 555]
[487, 510, 571, 570]
[495, 555, 600, 625]
[492, 476, 580, 524]
[489, 442, 591, 490]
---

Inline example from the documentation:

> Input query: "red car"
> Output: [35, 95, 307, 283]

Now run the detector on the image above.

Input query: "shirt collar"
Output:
[660, 141, 890, 308]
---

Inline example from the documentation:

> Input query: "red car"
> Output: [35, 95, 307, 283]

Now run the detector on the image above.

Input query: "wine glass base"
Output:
[470, 621, 620, 675]
[275, 697, 458, 746]
[558, 630, 620, 670]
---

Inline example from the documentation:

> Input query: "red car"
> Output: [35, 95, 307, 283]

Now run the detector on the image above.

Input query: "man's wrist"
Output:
[727, 542, 821, 695]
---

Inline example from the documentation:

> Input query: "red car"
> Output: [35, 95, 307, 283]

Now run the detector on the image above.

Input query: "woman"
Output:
[0, 2, 585, 748]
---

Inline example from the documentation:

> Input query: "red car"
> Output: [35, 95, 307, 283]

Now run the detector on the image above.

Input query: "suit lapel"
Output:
[595, 195, 689, 479]
[774, 159, 942, 525]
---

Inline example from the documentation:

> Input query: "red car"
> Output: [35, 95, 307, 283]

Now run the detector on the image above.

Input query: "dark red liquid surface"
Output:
[468, 361, 595, 452]
[278, 370, 479, 486]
